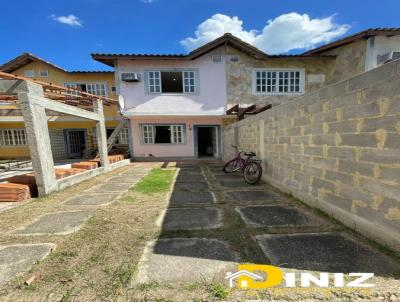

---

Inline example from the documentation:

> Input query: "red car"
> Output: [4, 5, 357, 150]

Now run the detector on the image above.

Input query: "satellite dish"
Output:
[118, 95, 125, 111]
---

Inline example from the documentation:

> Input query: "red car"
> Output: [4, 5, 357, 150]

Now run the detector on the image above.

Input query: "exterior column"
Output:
[18, 81, 57, 195]
[93, 99, 110, 170]
[259, 119, 265, 169]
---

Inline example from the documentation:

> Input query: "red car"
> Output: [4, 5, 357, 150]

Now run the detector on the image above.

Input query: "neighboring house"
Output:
[303, 28, 400, 83]
[0, 53, 128, 160]
[88, 28, 400, 161]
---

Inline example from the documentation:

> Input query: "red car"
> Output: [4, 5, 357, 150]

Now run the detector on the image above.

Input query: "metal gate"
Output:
[65, 129, 87, 158]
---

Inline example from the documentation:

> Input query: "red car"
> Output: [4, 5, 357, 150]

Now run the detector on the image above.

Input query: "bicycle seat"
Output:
[245, 151, 256, 157]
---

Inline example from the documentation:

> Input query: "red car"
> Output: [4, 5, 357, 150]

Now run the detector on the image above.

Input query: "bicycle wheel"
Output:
[223, 158, 241, 173]
[243, 161, 262, 184]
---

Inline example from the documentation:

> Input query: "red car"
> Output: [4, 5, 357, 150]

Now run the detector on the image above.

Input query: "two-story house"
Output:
[93, 28, 400, 161]
[0, 53, 128, 160]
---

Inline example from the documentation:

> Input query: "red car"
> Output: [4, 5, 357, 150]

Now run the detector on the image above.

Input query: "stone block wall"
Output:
[222, 59, 400, 253]
[225, 46, 335, 107]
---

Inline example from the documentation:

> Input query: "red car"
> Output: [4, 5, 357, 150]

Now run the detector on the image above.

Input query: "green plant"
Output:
[134, 169, 175, 194]
[209, 283, 229, 300]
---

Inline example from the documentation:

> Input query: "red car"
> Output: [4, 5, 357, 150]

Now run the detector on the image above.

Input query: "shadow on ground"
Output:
[134, 162, 400, 286]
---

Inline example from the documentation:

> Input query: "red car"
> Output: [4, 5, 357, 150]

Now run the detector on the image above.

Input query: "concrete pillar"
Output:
[93, 99, 110, 170]
[234, 125, 239, 146]
[259, 119, 265, 170]
[18, 81, 57, 195]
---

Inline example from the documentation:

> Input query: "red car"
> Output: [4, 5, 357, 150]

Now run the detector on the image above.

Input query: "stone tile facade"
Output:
[222, 59, 400, 253]
[226, 46, 335, 107]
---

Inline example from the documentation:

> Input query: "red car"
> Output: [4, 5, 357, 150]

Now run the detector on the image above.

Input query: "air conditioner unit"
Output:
[377, 51, 400, 65]
[121, 73, 140, 82]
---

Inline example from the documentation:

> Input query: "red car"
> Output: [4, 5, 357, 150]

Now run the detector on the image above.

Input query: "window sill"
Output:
[252, 92, 304, 96]
[141, 143, 186, 146]
[148, 93, 197, 96]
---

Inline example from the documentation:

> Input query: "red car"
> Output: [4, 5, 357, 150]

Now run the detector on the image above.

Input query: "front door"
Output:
[194, 126, 220, 158]
[66, 130, 86, 158]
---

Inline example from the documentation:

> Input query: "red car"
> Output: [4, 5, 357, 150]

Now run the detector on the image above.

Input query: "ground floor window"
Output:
[0, 129, 27, 146]
[141, 124, 185, 144]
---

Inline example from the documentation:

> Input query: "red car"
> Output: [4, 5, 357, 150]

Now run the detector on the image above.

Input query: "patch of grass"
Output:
[137, 282, 160, 291]
[119, 196, 136, 203]
[60, 287, 75, 302]
[209, 283, 230, 300]
[134, 168, 175, 194]
[113, 264, 135, 288]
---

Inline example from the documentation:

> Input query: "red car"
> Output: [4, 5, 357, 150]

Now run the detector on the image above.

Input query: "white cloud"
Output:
[180, 13, 350, 54]
[141, 0, 154, 3]
[51, 14, 83, 27]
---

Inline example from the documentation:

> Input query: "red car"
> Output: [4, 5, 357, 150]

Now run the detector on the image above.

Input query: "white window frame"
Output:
[63, 82, 109, 97]
[183, 71, 195, 93]
[141, 124, 185, 145]
[118, 128, 129, 145]
[146, 69, 198, 95]
[252, 68, 305, 95]
[0, 129, 27, 147]
[148, 71, 161, 93]
[39, 70, 49, 77]
[24, 70, 35, 78]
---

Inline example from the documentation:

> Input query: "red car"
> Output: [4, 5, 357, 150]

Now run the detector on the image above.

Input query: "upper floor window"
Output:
[39, 70, 49, 77]
[64, 82, 108, 97]
[253, 69, 304, 95]
[146, 70, 197, 94]
[24, 70, 35, 78]
[0, 129, 27, 146]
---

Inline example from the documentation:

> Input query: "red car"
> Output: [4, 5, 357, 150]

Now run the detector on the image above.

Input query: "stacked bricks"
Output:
[5, 174, 38, 197]
[71, 161, 99, 170]
[222, 59, 400, 252]
[0, 183, 31, 202]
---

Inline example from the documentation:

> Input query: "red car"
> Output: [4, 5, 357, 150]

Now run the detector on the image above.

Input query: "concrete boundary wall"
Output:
[222, 59, 400, 253]
[57, 159, 130, 191]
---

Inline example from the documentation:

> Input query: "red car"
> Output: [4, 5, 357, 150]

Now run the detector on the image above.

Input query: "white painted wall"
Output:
[365, 36, 400, 71]
[116, 47, 228, 115]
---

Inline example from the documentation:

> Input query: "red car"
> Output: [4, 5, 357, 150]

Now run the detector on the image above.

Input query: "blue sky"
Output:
[1, 0, 399, 71]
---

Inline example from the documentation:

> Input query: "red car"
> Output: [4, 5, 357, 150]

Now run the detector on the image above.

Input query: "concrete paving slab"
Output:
[173, 181, 209, 191]
[169, 191, 215, 206]
[0, 243, 55, 285]
[107, 175, 142, 183]
[119, 169, 151, 177]
[212, 173, 243, 180]
[178, 165, 201, 171]
[256, 232, 400, 274]
[64, 193, 120, 206]
[14, 211, 94, 235]
[161, 207, 222, 230]
[134, 238, 239, 283]
[175, 173, 206, 182]
[236, 205, 323, 227]
[219, 179, 263, 188]
[225, 190, 283, 202]
[87, 182, 133, 192]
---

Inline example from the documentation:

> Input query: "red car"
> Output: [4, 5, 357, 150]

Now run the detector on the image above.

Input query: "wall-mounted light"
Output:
[188, 124, 192, 131]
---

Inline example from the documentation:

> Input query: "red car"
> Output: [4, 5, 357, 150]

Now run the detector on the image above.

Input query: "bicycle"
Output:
[223, 145, 263, 184]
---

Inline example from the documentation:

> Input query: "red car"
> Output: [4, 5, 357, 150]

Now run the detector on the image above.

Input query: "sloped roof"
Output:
[92, 33, 334, 66]
[0, 53, 113, 74]
[303, 28, 400, 55]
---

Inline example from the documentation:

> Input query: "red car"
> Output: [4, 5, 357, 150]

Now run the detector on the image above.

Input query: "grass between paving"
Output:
[134, 168, 176, 194]
[0, 164, 399, 302]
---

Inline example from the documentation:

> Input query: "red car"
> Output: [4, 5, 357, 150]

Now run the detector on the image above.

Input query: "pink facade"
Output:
[131, 116, 223, 158]
[116, 47, 228, 115]
[115, 46, 229, 159]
